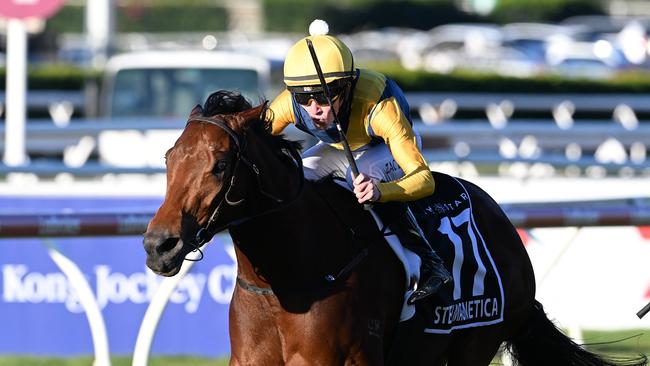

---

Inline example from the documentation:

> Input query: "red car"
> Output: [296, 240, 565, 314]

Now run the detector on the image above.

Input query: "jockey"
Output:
[268, 20, 452, 304]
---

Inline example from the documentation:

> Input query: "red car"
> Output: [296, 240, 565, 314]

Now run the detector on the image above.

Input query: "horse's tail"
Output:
[506, 300, 647, 366]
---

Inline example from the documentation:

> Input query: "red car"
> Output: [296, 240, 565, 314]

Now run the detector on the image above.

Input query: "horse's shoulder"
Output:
[310, 178, 360, 211]
[308, 178, 379, 232]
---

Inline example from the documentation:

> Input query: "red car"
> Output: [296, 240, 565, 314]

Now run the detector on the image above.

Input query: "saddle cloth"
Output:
[408, 172, 505, 333]
[335, 172, 505, 332]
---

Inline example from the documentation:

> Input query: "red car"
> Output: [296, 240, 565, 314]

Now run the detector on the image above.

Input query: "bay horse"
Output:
[143, 90, 647, 366]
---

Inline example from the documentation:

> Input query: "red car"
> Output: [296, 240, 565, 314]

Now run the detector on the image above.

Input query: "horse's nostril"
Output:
[157, 237, 180, 254]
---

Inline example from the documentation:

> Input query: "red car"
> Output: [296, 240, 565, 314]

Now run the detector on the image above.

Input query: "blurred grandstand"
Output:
[0, 1, 649, 363]
[2, 2, 650, 177]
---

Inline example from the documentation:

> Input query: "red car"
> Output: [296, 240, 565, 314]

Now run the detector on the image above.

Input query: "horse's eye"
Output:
[213, 159, 228, 174]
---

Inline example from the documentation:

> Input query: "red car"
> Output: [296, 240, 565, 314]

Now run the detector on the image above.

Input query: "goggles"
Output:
[288, 78, 350, 106]
[293, 89, 343, 106]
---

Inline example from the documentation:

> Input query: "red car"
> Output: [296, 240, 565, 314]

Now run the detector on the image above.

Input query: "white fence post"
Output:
[46, 240, 111, 366]
[132, 247, 204, 366]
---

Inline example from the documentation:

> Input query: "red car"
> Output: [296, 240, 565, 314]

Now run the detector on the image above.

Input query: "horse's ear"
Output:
[230, 102, 268, 132]
[190, 104, 203, 118]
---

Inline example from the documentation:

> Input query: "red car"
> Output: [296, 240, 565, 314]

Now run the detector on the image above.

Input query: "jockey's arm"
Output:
[267, 90, 294, 135]
[370, 97, 435, 202]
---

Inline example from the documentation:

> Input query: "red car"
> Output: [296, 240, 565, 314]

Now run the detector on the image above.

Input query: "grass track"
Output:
[489, 329, 650, 365]
[0, 356, 229, 366]
[1, 330, 648, 366]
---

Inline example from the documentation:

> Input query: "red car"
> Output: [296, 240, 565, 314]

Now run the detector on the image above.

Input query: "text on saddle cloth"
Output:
[408, 172, 505, 334]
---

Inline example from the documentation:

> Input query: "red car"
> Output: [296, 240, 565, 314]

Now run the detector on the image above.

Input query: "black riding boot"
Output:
[374, 203, 453, 305]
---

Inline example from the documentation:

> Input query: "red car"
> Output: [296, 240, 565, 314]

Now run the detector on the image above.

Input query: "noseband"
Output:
[183, 115, 304, 261]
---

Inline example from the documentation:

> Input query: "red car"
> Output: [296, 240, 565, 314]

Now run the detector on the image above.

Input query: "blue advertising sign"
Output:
[0, 196, 234, 357]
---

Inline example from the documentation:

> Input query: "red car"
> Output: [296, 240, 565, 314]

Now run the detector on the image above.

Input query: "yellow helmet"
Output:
[283, 34, 355, 88]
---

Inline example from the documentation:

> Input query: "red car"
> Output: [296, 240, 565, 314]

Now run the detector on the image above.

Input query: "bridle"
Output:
[180, 114, 368, 297]
[184, 115, 305, 261]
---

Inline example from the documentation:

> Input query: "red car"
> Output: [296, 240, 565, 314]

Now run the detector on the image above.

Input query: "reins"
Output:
[179, 115, 381, 298]
[184, 115, 305, 261]
[236, 182, 386, 298]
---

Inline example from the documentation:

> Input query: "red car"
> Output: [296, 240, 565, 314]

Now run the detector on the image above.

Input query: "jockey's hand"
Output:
[353, 173, 381, 204]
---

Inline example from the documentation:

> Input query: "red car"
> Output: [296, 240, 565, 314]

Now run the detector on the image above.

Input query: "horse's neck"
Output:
[228, 181, 370, 288]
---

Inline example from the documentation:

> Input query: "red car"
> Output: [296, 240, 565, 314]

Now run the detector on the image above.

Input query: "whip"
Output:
[637, 301, 650, 319]
[305, 38, 371, 209]
[305, 38, 360, 178]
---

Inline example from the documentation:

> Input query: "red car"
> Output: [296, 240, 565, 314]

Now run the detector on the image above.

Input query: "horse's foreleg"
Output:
[228, 291, 284, 366]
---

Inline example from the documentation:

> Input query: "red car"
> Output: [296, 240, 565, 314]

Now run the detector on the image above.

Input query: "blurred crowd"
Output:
[344, 16, 650, 79]
[49, 15, 650, 81]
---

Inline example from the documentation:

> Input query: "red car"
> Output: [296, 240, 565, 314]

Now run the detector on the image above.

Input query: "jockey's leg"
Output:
[403, 207, 453, 304]
[348, 141, 453, 303]
[302, 141, 350, 181]
[305, 139, 453, 303]
[373, 202, 452, 304]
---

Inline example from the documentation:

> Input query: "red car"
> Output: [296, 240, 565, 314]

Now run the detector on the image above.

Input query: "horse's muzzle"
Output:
[143, 229, 184, 276]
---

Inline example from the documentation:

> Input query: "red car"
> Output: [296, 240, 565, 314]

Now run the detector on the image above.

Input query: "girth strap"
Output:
[235, 247, 370, 297]
[236, 277, 275, 296]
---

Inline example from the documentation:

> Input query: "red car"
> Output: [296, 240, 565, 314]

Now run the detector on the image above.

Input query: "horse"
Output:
[143, 90, 647, 366]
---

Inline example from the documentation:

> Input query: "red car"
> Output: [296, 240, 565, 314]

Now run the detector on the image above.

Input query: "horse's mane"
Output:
[202, 90, 302, 153]
[202, 90, 378, 235]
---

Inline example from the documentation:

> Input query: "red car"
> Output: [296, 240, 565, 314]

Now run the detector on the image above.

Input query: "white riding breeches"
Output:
[302, 135, 423, 189]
